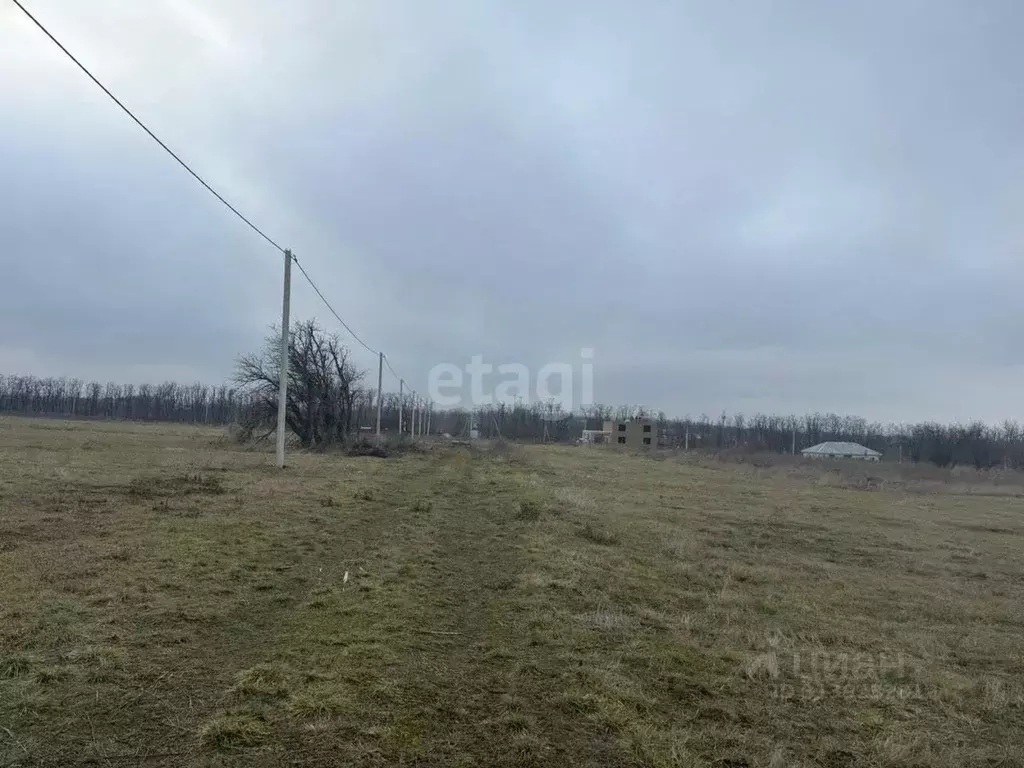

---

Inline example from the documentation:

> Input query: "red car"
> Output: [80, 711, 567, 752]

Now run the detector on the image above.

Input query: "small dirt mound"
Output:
[347, 439, 389, 458]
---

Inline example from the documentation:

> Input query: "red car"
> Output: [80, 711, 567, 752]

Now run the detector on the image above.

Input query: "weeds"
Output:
[515, 499, 543, 521]
[199, 712, 270, 751]
[0, 654, 35, 679]
[229, 664, 291, 700]
[576, 522, 620, 546]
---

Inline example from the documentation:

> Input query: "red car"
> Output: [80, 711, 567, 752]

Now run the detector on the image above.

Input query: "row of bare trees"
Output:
[2, 319, 1023, 466]
[0, 322, 428, 447]
[0, 375, 257, 423]
[445, 405, 1024, 469]
[642, 411, 1024, 469]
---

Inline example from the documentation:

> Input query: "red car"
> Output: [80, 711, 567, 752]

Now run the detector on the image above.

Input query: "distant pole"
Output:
[685, 427, 689, 452]
[276, 249, 292, 469]
[791, 427, 796, 456]
[375, 352, 383, 441]
[426, 400, 431, 435]
[398, 379, 404, 434]
[412, 394, 418, 438]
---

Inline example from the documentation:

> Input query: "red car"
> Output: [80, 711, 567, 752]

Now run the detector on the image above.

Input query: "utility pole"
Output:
[685, 427, 690, 452]
[426, 400, 431, 435]
[791, 427, 796, 456]
[375, 352, 383, 441]
[276, 249, 292, 469]
[398, 379, 404, 435]
[411, 394, 418, 438]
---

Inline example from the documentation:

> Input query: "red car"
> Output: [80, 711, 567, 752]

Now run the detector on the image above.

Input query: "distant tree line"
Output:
[0, 375, 256, 424]
[0, 371, 413, 438]
[2, 323, 1022, 467]
[453, 404, 1024, 470]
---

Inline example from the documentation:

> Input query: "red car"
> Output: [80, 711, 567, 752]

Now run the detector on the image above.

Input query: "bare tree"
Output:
[234, 319, 367, 448]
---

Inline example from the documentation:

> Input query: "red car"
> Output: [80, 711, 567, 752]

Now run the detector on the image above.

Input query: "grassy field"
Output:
[1, 417, 1023, 767]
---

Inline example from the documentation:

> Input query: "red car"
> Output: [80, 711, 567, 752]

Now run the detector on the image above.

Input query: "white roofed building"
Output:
[801, 441, 881, 461]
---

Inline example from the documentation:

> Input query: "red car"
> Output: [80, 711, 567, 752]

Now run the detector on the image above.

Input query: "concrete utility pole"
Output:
[411, 395, 418, 438]
[375, 352, 383, 441]
[426, 400, 431, 435]
[276, 250, 292, 469]
[791, 427, 796, 456]
[398, 379, 404, 434]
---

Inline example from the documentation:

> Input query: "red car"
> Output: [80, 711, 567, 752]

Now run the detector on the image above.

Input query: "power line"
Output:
[383, 356, 417, 397]
[12, 0, 404, 374]
[9, 0, 286, 255]
[382, 356, 421, 405]
[291, 258, 378, 356]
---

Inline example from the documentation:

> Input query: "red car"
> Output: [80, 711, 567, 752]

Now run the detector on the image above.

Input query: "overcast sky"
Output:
[1, 0, 1021, 423]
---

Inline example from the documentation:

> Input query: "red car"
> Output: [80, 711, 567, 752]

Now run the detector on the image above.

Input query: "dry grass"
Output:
[1, 417, 1022, 766]
[683, 449, 1024, 496]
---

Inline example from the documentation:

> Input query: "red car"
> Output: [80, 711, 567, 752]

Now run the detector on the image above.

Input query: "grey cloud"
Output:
[1, 0, 1022, 422]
